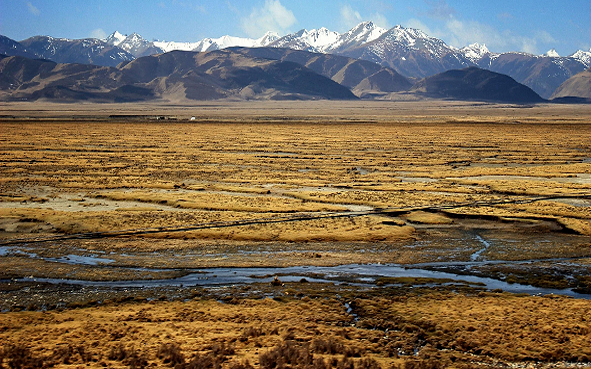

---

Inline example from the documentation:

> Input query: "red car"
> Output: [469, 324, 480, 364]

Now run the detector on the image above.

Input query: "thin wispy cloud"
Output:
[241, 0, 296, 38]
[226, 0, 239, 14]
[27, 1, 40, 16]
[445, 19, 556, 54]
[406, 0, 556, 54]
[422, 0, 456, 19]
[371, 13, 390, 29]
[90, 28, 107, 39]
[340, 5, 362, 30]
[497, 12, 514, 21]
[339, 4, 390, 31]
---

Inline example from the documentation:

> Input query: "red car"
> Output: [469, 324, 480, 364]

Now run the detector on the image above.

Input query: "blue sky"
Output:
[1, 0, 590, 55]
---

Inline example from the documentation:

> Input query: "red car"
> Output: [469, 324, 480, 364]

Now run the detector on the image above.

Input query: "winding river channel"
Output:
[14, 263, 591, 299]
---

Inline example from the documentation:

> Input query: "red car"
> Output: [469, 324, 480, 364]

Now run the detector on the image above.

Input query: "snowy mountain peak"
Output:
[270, 27, 340, 52]
[256, 31, 280, 46]
[118, 33, 148, 50]
[544, 49, 560, 57]
[460, 43, 490, 62]
[569, 48, 591, 67]
[105, 32, 163, 57]
[385, 25, 430, 45]
[379, 24, 441, 53]
[105, 31, 126, 46]
[345, 22, 386, 43]
[306, 28, 340, 48]
[127, 32, 142, 40]
[322, 21, 387, 53]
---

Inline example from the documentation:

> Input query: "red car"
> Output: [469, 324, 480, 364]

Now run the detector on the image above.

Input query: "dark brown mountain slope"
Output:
[0, 50, 357, 102]
[229, 47, 412, 97]
[411, 67, 545, 103]
[550, 68, 591, 100]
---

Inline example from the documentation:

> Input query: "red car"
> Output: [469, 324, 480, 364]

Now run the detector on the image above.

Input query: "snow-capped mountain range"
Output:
[2, 21, 590, 99]
[153, 31, 280, 53]
[104, 21, 590, 67]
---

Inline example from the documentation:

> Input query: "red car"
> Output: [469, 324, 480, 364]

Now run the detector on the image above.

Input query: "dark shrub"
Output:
[3, 344, 45, 369]
[157, 342, 185, 367]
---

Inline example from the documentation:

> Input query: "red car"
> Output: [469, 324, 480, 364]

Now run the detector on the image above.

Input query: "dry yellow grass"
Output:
[92, 190, 346, 213]
[0, 290, 590, 368]
[1, 103, 590, 252]
[401, 211, 454, 225]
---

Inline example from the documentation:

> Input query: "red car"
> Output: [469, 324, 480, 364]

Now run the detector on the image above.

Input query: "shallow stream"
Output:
[15, 262, 591, 299]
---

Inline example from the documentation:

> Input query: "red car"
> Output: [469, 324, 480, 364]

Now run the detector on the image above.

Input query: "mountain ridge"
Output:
[2, 21, 589, 99]
[0, 50, 358, 102]
[1, 50, 551, 105]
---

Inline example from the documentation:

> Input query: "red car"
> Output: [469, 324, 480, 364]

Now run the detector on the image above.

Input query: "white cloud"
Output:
[406, 15, 555, 55]
[90, 28, 107, 39]
[27, 1, 40, 16]
[535, 30, 556, 44]
[340, 5, 362, 30]
[444, 18, 504, 49]
[371, 12, 390, 29]
[241, 0, 297, 38]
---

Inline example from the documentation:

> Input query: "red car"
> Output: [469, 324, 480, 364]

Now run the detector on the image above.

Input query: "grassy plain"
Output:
[1, 101, 591, 368]
[1, 287, 591, 368]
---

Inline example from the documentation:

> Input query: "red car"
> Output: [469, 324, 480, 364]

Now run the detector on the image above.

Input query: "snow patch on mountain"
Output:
[271, 27, 340, 52]
[460, 43, 490, 62]
[154, 31, 279, 53]
[544, 49, 560, 57]
[153, 40, 201, 53]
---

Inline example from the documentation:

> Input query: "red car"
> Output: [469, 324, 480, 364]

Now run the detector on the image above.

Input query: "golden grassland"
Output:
[1, 102, 590, 244]
[1, 101, 591, 368]
[1, 287, 590, 368]
[1, 101, 591, 283]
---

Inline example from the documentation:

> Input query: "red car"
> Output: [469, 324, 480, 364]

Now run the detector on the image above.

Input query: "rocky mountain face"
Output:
[337, 25, 473, 79]
[17, 36, 135, 67]
[2, 50, 548, 104]
[105, 32, 164, 58]
[0, 35, 38, 59]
